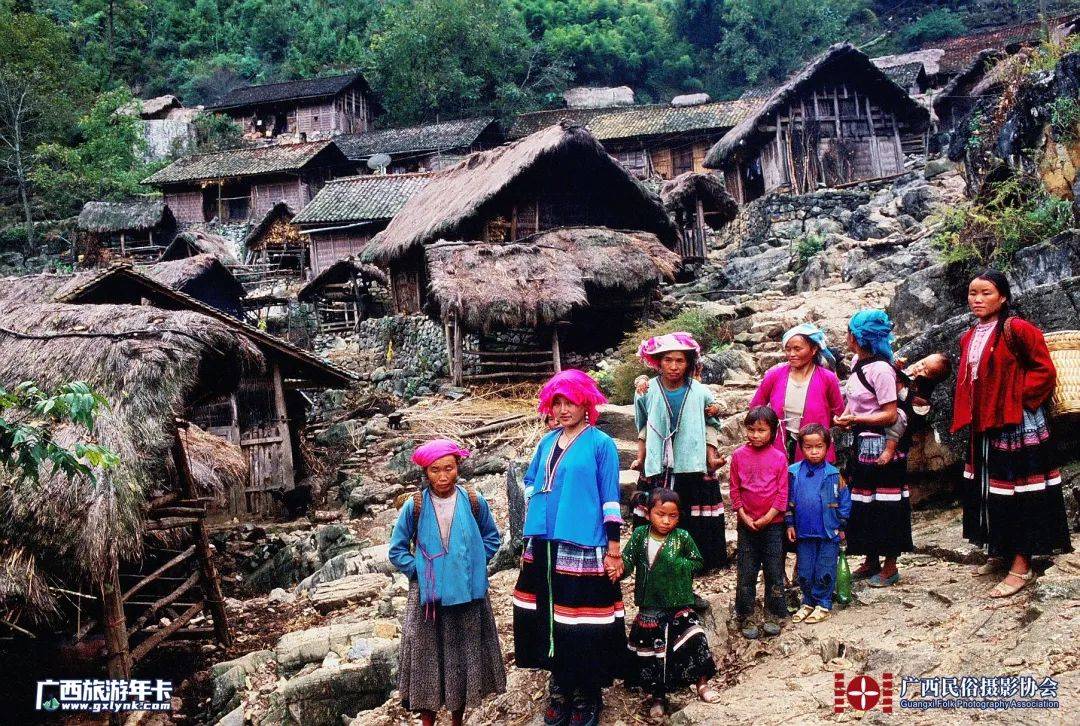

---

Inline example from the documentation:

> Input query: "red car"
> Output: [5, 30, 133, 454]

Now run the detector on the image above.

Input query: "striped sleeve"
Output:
[602, 501, 622, 524]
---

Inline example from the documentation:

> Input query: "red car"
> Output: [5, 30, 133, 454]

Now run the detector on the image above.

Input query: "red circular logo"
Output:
[846, 675, 881, 711]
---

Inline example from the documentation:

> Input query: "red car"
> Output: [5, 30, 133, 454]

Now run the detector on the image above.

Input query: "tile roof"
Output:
[143, 141, 339, 185]
[507, 107, 615, 139]
[292, 173, 434, 226]
[586, 99, 761, 142]
[879, 62, 926, 90]
[208, 71, 378, 111]
[336, 117, 496, 160]
[930, 18, 1060, 73]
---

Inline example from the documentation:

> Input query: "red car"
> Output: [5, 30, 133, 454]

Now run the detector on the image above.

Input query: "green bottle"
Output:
[835, 547, 852, 606]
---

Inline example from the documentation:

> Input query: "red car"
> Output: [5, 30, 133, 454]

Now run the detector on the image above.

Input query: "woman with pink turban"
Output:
[513, 369, 625, 726]
[389, 439, 505, 726]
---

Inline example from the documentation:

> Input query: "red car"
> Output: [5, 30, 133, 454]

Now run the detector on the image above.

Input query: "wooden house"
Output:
[159, 227, 241, 265]
[336, 116, 501, 174]
[659, 172, 739, 262]
[142, 255, 248, 318]
[704, 44, 931, 203]
[241, 201, 304, 271]
[208, 71, 381, 143]
[0, 264, 354, 519]
[362, 122, 680, 381]
[298, 257, 390, 334]
[293, 172, 433, 277]
[0, 301, 247, 683]
[932, 49, 1007, 132]
[143, 140, 354, 224]
[509, 99, 759, 181]
[76, 199, 178, 264]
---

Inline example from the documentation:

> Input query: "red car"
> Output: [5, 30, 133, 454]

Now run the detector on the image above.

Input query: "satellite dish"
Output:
[367, 153, 391, 173]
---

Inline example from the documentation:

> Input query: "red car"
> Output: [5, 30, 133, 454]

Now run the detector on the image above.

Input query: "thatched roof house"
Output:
[76, 199, 178, 264]
[0, 301, 252, 664]
[141, 255, 247, 317]
[659, 172, 738, 261]
[159, 227, 241, 265]
[297, 256, 391, 334]
[704, 43, 930, 202]
[932, 49, 1006, 129]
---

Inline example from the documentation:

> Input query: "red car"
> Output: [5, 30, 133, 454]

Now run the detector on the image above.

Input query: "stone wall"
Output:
[354, 314, 451, 397]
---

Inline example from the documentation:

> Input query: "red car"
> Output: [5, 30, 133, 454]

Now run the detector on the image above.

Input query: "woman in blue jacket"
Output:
[785, 424, 851, 624]
[389, 439, 505, 726]
[513, 369, 625, 726]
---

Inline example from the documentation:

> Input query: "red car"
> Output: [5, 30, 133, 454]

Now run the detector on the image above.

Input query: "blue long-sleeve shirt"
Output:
[388, 484, 501, 606]
[785, 460, 851, 542]
[523, 426, 623, 547]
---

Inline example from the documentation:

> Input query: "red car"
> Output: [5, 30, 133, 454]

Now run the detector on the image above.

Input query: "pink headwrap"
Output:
[411, 439, 471, 468]
[537, 369, 608, 425]
[637, 332, 702, 370]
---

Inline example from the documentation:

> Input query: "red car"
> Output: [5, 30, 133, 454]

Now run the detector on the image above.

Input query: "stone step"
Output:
[596, 404, 637, 442]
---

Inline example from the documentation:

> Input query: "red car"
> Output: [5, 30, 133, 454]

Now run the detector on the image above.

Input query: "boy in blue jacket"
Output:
[785, 424, 851, 624]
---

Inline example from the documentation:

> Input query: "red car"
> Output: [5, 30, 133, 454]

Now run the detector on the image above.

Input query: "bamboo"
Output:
[145, 517, 200, 531]
[130, 600, 205, 663]
[463, 371, 551, 382]
[469, 349, 554, 359]
[122, 546, 195, 604]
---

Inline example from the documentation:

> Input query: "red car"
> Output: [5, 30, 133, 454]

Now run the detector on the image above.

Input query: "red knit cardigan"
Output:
[951, 317, 1057, 433]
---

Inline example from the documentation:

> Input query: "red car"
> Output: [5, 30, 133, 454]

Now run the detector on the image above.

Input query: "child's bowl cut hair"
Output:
[744, 405, 780, 438]
[798, 422, 831, 449]
[648, 487, 681, 510]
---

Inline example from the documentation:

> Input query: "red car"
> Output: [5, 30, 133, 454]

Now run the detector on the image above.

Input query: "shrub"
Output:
[597, 308, 733, 404]
[794, 233, 826, 271]
[1048, 96, 1080, 141]
[900, 10, 967, 50]
[932, 177, 1073, 270]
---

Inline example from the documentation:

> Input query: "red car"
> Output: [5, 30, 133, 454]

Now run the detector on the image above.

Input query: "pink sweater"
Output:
[749, 363, 845, 462]
[729, 444, 789, 525]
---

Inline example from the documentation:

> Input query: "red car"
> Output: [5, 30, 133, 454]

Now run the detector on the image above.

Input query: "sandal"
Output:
[804, 606, 831, 624]
[988, 570, 1033, 599]
[972, 557, 1005, 577]
[791, 604, 814, 623]
[696, 683, 721, 703]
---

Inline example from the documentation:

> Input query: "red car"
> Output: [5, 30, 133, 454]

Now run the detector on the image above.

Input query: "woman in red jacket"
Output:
[952, 270, 1072, 598]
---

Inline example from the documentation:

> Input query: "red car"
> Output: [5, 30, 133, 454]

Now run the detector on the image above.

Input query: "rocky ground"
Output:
[182, 155, 1080, 725]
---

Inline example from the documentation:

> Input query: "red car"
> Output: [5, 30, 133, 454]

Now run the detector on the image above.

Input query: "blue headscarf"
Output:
[848, 309, 895, 362]
[781, 323, 836, 368]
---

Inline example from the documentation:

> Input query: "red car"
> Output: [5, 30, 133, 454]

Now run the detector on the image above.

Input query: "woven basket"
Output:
[1045, 331, 1080, 416]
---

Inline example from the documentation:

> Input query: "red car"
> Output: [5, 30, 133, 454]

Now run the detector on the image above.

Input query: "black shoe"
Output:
[569, 692, 601, 726]
[739, 621, 760, 639]
[762, 621, 782, 637]
[544, 680, 570, 726]
[693, 593, 710, 610]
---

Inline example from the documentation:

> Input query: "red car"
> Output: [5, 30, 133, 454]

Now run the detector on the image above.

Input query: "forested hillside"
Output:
[0, 0, 1074, 235]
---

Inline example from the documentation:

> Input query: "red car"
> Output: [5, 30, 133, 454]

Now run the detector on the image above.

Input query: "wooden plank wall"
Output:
[166, 190, 205, 224]
[309, 230, 373, 276]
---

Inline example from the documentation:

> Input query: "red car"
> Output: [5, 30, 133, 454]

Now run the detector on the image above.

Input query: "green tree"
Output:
[365, 0, 569, 124]
[0, 9, 89, 252]
[31, 88, 157, 219]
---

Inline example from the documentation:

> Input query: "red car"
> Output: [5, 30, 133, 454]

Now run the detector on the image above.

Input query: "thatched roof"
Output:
[118, 95, 183, 119]
[139, 254, 247, 304]
[77, 199, 174, 234]
[363, 123, 677, 265]
[425, 226, 679, 330]
[704, 43, 930, 169]
[159, 228, 240, 265]
[0, 302, 259, 620]
[242, 202, 295, 248]
[660, 172, 739, 229]
[298, 257, 389, 302]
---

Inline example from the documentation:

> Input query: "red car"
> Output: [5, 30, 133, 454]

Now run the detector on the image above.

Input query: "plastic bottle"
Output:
[835, 546, 853, 606]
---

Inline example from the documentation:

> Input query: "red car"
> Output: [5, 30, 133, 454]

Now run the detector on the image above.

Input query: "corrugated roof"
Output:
[208, 71, 378, 111]
[507, 107, 614, 139]
[336, 117, 496, 160]
[143, 141, 338, 185]
[586, 99, 760, 142]
[293, 173, 433, 226]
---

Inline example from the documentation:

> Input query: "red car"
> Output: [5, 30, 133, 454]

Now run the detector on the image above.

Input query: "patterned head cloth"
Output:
[411, 439, 471, 468]
[636, 332, 702, 370]
[782, 322, 837, 368]
[537, 369, 608, 424]
[848, 309, 896, 362]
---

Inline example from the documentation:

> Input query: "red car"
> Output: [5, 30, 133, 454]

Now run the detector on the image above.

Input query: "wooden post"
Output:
[271, 364, 295, 494]
[119, 232, 126, 257]
[101, 555, 132, 679]
[452, 316, 463, 386]
[443, 318, 454, 376]
[551, 328, 562, 373]
[695, 199, 707, 260]
[172, 421, 232, 647]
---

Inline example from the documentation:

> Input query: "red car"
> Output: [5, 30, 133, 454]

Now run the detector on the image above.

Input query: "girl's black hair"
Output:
[744, 405, 780, 438]
[798, 423, 831, 449]
[973, 268, 1021, 366]
[647, 487, 681, 510]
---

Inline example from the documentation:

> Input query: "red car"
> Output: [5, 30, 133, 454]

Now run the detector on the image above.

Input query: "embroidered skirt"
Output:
[398, 582, 506, 713]
[512, 538, 626, 691]
[632, 472, 727, 570]
[962, 408, 1072, 557]
[845, 433, 913, 557]
[625, 607, 716, 696]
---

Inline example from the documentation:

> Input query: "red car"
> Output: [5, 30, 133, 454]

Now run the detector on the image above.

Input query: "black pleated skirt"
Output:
[845, 433, 913, 557]
[632, 471, 728, 570]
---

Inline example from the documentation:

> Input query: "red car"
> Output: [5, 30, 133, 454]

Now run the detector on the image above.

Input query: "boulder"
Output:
[275, 621, 387, 671]
[1008, 230, 1080, 294]
[295, 544, 394, 592]
[277, 642, 396, 726]
[899, 183, 939, 220]
[309, 573, 391, 613]
[215, 705, 245, 726]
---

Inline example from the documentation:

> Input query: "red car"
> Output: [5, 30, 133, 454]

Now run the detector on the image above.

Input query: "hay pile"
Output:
[403, 383, 545, 450]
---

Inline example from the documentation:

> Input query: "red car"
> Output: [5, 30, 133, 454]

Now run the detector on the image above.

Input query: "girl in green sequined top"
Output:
[621, 489, 720, 718]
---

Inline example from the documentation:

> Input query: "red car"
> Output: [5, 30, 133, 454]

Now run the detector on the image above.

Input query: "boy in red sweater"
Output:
[730, 406, 789, 638]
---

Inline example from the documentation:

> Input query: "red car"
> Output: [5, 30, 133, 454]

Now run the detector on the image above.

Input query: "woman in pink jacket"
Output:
[750, 323, 845, 463]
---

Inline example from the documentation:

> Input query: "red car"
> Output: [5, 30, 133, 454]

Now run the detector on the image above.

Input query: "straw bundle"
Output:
[1045, 331, 1080, 416]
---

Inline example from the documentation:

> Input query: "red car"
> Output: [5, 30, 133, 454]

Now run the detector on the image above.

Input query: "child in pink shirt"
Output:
[730, 406, 789, 638]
